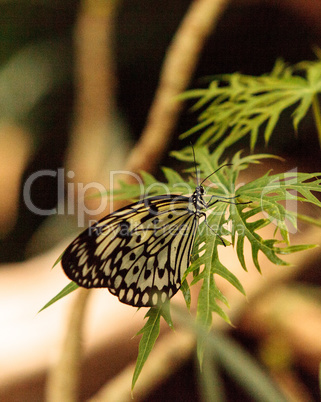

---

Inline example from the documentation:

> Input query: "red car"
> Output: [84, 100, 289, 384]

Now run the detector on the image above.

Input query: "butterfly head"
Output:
[195, 185, 205, 195]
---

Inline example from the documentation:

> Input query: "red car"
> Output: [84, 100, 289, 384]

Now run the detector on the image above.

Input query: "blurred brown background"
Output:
[1, 0, 321, 401]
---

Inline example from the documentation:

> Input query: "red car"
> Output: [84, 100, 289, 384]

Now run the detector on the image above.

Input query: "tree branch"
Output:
[126, 0, 230, 173]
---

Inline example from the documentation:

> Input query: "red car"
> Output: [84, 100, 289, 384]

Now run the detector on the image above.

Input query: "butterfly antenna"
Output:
[190, 142, 200, 186]
[200, 163, 233, 185]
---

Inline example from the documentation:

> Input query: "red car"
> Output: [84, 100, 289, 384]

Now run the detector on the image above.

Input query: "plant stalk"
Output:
[312, 94, 321, 148]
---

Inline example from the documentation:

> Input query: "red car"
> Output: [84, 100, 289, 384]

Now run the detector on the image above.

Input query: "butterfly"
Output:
[61, 153, 242, 308]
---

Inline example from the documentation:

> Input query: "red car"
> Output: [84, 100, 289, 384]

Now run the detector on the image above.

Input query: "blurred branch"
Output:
[126, 0, 230, 173]
[46, 1, 121, 401]
[89, 330, 195, 402]
[86, 225, 321, 401]
[65, 0, 121, 187]
[240, 284, 321, 376]
[48, 1, 231, 400]
[0, 39, 70, 236]
[0, 124, 32, 236]
[239, 284, 321, 401]
[46, 288, 91, 402]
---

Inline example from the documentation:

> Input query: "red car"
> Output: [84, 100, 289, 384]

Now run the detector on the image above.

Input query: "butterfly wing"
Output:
[61, 195, 199, 307]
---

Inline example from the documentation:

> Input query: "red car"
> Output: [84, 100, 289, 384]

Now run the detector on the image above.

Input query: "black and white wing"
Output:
[61, 195, 199, 307]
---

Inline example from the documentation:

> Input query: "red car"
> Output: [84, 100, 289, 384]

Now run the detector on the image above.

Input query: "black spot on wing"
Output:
[110, 284, 178, 307]
[117, 221, 131, 238]
[61, 193, 199, 307]
[148, 204, 159, 215]
[158, 268, 165, 279]
[144, 269, 152, 280]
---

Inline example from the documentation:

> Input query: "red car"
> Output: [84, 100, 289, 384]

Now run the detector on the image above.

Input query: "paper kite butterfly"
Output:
[61, 152, 242, 308]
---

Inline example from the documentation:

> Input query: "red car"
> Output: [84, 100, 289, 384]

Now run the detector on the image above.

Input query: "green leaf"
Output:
[209, 332, 288, 402]
[132, 302, 174, 391]
[214, 263, 246, 296]
[180, 279, 191, 309]
[48, 143, 321, 386]
[179, 150, 321, 341]
[52, 250, 64, 268]
[274, 244, 318, 254]
[171, 307, 288, 401]
[139, 170, 159, 188]
[159, 300, 174, 329]
[230, 170, 321, 271]
[131, 307, 162, 390]
[180, 58, 321, 151]
[38, 282, 79, 313]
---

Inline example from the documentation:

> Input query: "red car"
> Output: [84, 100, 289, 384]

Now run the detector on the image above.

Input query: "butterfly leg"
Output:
[206, 195, 237, 207]
[207, 195, 251, 208]
[199, 211, 227, 247]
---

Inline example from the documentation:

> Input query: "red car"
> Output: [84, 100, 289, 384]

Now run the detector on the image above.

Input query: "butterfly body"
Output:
[62, 189, 208, 307]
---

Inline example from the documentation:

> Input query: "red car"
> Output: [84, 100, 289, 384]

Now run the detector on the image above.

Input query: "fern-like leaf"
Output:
[179, 58, 321, 150]
[132, 302, 173, 391]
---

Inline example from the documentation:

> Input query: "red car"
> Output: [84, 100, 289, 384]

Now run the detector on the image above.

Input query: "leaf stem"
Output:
[312, 94, 321, 148]
[297, 213, 321, 228]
